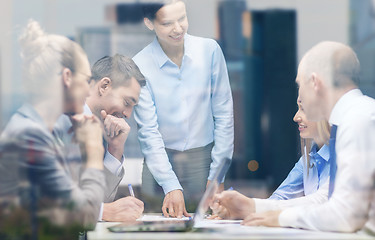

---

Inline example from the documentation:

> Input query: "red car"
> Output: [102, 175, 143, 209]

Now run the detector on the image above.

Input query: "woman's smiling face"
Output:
[293, 98, 318, 140]
[150, 1, 189, 50]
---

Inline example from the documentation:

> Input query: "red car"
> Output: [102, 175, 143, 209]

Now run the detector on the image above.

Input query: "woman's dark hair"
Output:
[142, 3, 164, 21]
[142, 1, 184, 20]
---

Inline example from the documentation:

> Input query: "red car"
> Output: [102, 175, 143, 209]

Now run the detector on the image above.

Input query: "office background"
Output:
[1, 0, 374, 198]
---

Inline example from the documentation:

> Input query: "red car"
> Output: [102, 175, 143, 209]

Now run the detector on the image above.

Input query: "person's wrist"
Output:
[168, 189, 182, 195]
[108, 144, 124, 161]
[85, 145, 104, 170]
[85, 139, 103, 150]
[86, 159, 103, 170]
[101, 203, 112, 221]
[86, 142, 104, 154]
[242, 198, 255, 219]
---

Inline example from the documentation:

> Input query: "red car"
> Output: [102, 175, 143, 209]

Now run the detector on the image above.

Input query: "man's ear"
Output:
[144, 17, 154, 31]
[310, 72, 319, 90]
[98, 77, 112, 96]
[62, 68, 73, 88]
[310, 72, 326, 95]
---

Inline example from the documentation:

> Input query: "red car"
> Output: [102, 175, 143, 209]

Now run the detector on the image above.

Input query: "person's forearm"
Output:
[85, 143, 104, 170]
[108, 144, 123, 161]
[144, 153, 182, 194]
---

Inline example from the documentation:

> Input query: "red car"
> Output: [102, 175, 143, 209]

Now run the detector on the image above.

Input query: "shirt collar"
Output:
[183, 34, 193, 60]
[318, 144, 330, 162]
[329, 89, 363, 127]
[309, 143, 330, 164]
[152, 33, 192, 68]
[83, 103, 93, 115]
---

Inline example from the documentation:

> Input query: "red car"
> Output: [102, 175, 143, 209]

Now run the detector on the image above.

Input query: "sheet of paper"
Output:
[194, 219, 242, 228]
[138, 215, 191, 222]
[195, 220, 324, 236]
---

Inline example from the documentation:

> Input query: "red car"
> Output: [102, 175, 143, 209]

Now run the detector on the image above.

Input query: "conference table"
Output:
[88, 214, 374, 240]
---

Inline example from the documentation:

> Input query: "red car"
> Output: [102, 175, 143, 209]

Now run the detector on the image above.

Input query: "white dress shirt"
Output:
[254, 143, 330, 212]
[279, 89, 375, 233]
[254, 182, 329, 213]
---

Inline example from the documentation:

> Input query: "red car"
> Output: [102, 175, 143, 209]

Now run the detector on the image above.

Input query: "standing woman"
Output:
[133, 0, 233, 217]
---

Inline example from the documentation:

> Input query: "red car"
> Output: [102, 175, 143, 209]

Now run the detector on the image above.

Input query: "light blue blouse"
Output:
[133, 34, 234, 194]
[269, 143, 330, 200]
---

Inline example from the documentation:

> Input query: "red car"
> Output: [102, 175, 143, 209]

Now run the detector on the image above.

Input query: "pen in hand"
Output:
[128, 184, 135, 197]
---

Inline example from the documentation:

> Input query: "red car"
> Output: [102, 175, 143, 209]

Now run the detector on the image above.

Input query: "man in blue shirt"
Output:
[133, 0, 234, 217]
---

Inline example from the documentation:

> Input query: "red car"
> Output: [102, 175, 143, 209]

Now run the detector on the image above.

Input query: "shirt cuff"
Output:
[253, 198, 274, 213]
[104, 151, 124, 177]
[268, 193, 283, 200]
[98, 202, 104, 221]
[162, 181, 183, 195]
[207, 159, 231, 183]
[279, 207, 300, 228]
[253, 198, 280, 213]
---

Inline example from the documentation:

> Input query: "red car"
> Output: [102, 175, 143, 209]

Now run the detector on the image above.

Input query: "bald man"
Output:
[211, 41, 375, 234]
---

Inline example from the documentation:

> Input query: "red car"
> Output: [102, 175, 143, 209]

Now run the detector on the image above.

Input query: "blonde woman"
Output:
[269, 99, 330, 200]
[210, 98, 331, 219]
[0, 20, 105, 232]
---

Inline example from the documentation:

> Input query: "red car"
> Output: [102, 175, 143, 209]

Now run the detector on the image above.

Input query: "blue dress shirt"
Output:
[269, 143, 330, 200]
[133, 34, 234, 194]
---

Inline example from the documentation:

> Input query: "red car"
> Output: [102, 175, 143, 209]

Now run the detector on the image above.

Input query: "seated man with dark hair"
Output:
[54, 54, 146, 222]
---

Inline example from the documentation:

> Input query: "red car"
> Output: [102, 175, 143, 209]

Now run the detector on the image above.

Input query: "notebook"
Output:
[107, 158, 231, 232]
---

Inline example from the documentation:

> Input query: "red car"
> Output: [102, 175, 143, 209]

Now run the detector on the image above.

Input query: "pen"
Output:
[128, 184, 135, 197]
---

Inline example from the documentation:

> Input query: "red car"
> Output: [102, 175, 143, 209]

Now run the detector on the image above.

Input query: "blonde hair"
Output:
[301, 120, 331, 171]
[316, 120, 331, 145]
[19, 20, 86, 105]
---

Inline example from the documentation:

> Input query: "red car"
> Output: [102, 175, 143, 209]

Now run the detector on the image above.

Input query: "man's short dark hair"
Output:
[91, 54, 146, 88]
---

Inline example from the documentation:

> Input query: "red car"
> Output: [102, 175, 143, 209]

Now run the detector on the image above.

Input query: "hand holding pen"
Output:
[206, 187, 233, 220]
[102, 185, 144, 221]
[210, 189, 255, 220]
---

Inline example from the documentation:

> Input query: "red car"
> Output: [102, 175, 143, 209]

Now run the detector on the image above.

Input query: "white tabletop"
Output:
[88, 217, 374, 240]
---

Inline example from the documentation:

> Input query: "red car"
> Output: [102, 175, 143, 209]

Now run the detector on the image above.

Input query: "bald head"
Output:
[299, 41, 360, 89]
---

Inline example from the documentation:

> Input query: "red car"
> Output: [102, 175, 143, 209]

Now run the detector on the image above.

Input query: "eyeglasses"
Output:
[76, 71, 94, 83]
[58, 68, 94, 83]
